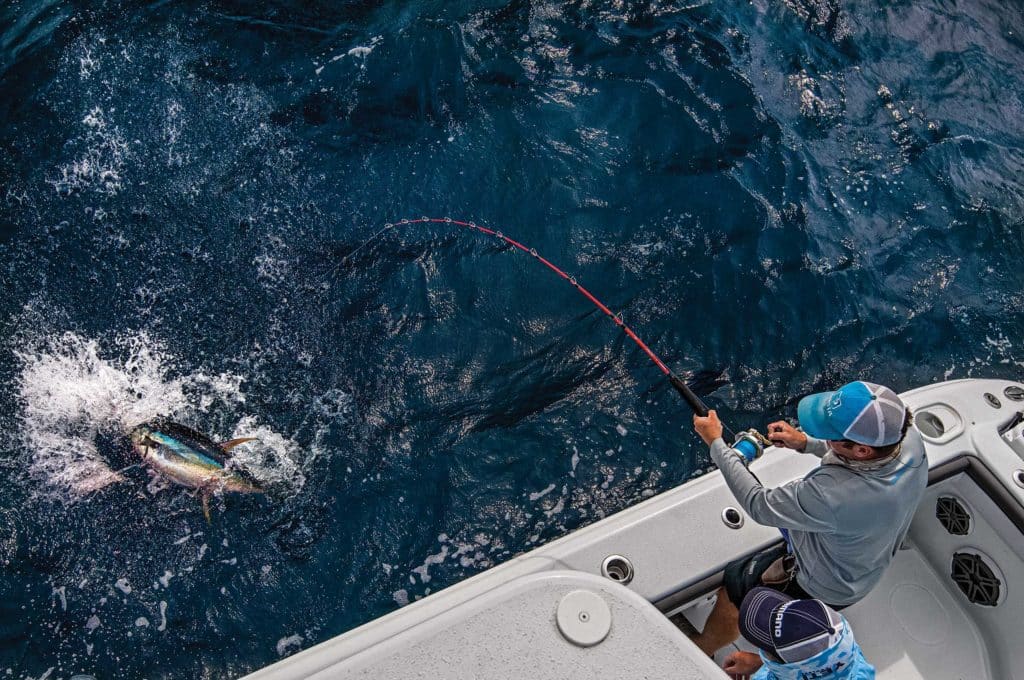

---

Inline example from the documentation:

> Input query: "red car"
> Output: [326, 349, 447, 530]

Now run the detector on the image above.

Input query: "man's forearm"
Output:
[708, 438, 835, 532]
[709, 437, 764, 513]
[801, 436, 829, 458]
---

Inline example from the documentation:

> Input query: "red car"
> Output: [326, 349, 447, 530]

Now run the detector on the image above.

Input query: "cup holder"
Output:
[722, 507, 744, 529]
[601, 554, 634, 585]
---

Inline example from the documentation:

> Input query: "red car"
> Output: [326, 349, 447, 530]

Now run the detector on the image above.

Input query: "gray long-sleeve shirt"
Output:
[710, 429, 928, 606]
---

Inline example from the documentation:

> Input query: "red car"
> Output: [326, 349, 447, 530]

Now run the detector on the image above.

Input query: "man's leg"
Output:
[691, 586, 740, 656]
[685, 543, 788, 656]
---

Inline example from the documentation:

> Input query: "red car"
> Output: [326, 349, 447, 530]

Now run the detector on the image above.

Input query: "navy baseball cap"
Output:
[797, 381, 908, 447]
[738, 587, 845, 664]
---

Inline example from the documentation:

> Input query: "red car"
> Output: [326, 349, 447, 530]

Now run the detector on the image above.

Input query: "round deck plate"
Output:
[556, 590, 612, 647]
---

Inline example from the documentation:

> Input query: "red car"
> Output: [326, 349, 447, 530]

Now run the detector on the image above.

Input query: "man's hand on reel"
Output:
[766, 420, 807, 451]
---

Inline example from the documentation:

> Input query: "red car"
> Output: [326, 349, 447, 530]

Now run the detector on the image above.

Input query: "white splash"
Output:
[528, 484, 556, 501]
[276, 634, 304, 656]
[228, 416, 307, 491]
[544, 497, 565, 518]
[46, 106, 129, 196]
[344, 36, 382, 60]
[411, 545, 450, 584]
[788, 71, 830, 117]
[14, 330, 307, 499]
[14, 332, 243, 496]
[78, 43, 99, 78]
[157, 601, 168, 631]
[253, 252, 290, 284]
[450, 534, 494, 570]
[317, 36, 382, 74]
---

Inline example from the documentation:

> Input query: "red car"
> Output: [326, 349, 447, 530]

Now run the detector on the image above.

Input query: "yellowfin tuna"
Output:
[130, 419, 262, 521]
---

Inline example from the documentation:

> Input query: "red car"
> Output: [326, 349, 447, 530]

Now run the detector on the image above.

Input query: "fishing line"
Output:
[339, 216, 740, 443]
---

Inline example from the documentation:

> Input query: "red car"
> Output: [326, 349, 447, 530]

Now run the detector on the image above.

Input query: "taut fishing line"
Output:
[338, 216, 749, 446]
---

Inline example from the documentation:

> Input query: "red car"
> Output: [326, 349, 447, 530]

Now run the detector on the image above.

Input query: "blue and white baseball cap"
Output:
[739, 587, 847, 664]
[797, 381, 908, 447]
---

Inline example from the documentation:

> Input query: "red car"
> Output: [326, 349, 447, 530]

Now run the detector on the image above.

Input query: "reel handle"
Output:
[732, 430, 771, 464]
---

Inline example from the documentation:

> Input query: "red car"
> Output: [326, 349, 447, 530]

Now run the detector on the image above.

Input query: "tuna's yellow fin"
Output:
[201, 492, 211, 524]
[219, 437, 258, 452]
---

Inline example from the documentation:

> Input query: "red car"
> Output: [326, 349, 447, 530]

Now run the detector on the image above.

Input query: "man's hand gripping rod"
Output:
[670, 374, 770, 464]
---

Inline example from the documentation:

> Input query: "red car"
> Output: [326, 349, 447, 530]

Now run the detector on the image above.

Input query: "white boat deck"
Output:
[847, 547, 993, 680]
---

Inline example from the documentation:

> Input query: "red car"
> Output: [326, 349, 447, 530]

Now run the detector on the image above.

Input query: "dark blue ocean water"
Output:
[1, 0, 1023, 677]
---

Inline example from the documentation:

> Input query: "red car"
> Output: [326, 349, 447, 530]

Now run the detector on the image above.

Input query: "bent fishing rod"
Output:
[343, 217, 769, 462]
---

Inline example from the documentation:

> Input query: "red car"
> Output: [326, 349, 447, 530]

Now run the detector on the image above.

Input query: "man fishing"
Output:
[689, 381, 927, 657]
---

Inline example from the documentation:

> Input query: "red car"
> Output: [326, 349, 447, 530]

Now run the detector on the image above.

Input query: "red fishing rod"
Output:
[345, 217, 767, 460]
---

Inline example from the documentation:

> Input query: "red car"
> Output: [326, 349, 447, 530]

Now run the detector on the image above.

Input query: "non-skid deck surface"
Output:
[844, 547, 991, 680]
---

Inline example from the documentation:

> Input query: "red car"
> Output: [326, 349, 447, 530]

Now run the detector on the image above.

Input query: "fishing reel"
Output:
[731, 429, 772, 465]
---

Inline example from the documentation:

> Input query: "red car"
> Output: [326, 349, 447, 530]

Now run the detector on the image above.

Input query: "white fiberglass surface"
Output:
[844, 547, 992, 680]
[847, 472, 1024, 680]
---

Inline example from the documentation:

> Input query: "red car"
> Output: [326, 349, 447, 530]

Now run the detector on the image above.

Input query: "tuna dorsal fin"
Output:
[219, 437, 258, 453]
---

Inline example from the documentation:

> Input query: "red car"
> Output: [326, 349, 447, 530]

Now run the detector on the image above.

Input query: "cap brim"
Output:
[738, 587, 793, 652]
[797, 391, 848, 441]
[773, 601, 845, 664]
